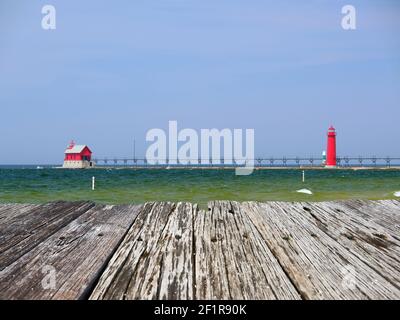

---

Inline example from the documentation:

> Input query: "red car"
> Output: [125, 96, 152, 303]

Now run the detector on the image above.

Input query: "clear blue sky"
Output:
[1, 0, 399, 164]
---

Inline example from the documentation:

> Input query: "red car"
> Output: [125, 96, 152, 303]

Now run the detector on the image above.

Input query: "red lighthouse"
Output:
[326, 126, 337, 167]
[63, 140, 94, 168]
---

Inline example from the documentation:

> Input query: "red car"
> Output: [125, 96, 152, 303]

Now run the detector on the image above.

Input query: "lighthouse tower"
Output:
[326, 126, 337, 167]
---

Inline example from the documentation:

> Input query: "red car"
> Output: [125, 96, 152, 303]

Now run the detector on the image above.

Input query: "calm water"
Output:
[0, 167, 399, 206]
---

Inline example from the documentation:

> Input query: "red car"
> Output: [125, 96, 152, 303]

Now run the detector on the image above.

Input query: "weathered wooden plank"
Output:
[1, 199, 399, 300]
[0, 204, 21, 217]
[0, 204, 141, 300]
[194, 204, 229, 299]
[241, 201, 400, 299]
[304, 200, 400, 252]
[0, 204, 40, 224]
[291, 201, 400, 290]
[0, 201, 95, 270]
[90, 202, 195, 300]
[194, 200, 301, 300]
[334, 200, 400, 240]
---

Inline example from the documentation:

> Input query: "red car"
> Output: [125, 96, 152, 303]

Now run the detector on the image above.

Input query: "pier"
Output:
[91, 157, 400, 168]
[1, 199, 400, 300]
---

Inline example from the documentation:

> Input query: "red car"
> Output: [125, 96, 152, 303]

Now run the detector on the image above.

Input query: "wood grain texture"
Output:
[0, 201, 94, 270]
[90, 202, 195, 300]
[241, 201, 400, 299]
[333, 200, 400, 240]
[194, 201, 300, 300]
[1, 199, 400, 300]
[299, 200, 400, 288]
[0, 204, 40, 225]
[0, 201, 95, 270]
[0, 204, 141, 299]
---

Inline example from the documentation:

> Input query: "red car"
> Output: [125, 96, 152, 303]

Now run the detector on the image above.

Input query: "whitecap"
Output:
[394, 191, 400, 197]
[296, 189, 313, 195]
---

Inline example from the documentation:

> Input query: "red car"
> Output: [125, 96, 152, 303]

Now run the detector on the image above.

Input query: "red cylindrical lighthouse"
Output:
[326, 126, 337, 167]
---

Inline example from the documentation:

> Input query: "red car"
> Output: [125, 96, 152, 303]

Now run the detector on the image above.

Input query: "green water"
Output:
[0, 167, 399, 206]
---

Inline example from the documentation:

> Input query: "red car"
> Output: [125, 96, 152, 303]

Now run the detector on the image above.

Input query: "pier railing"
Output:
[91, 156, 400, 168]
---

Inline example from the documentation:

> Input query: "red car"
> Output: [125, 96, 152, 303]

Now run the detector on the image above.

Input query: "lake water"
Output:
[1, 166, 399, 206]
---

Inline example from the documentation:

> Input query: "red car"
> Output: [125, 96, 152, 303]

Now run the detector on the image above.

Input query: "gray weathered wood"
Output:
[194, 200, 300, 299]
[334, 199, 400, 240]
[0, 204, 40, 224]
[1, 199, 400, 300]
[293, 201, 400, 289]
[0, 204, 141, 299]
[90, 202, 195, 300]
[241, 201, 400, 299]
[0, 201, 95, 270]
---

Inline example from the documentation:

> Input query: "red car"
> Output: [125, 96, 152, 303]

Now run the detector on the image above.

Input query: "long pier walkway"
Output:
[0, 199, 400, 300]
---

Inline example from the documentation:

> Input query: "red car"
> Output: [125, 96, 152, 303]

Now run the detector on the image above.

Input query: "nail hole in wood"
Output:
[342, 233, 354, 240]
[372, 233, 387, 240]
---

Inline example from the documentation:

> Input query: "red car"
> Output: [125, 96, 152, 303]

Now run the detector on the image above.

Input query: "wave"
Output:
[296, 189, 313, 195]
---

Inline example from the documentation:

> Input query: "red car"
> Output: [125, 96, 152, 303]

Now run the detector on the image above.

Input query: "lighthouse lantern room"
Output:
[63, 141, 94, 169]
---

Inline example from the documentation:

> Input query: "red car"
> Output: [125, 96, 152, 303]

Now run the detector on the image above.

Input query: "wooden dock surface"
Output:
[0, 199, 399, 300]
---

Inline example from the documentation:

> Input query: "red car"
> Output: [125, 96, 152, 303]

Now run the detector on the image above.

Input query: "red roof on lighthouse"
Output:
[65, 145, 92, 154]
[64, 141, 92, 154]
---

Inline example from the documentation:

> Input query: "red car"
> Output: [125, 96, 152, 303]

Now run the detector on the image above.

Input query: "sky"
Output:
[0, 0, 399, 164]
